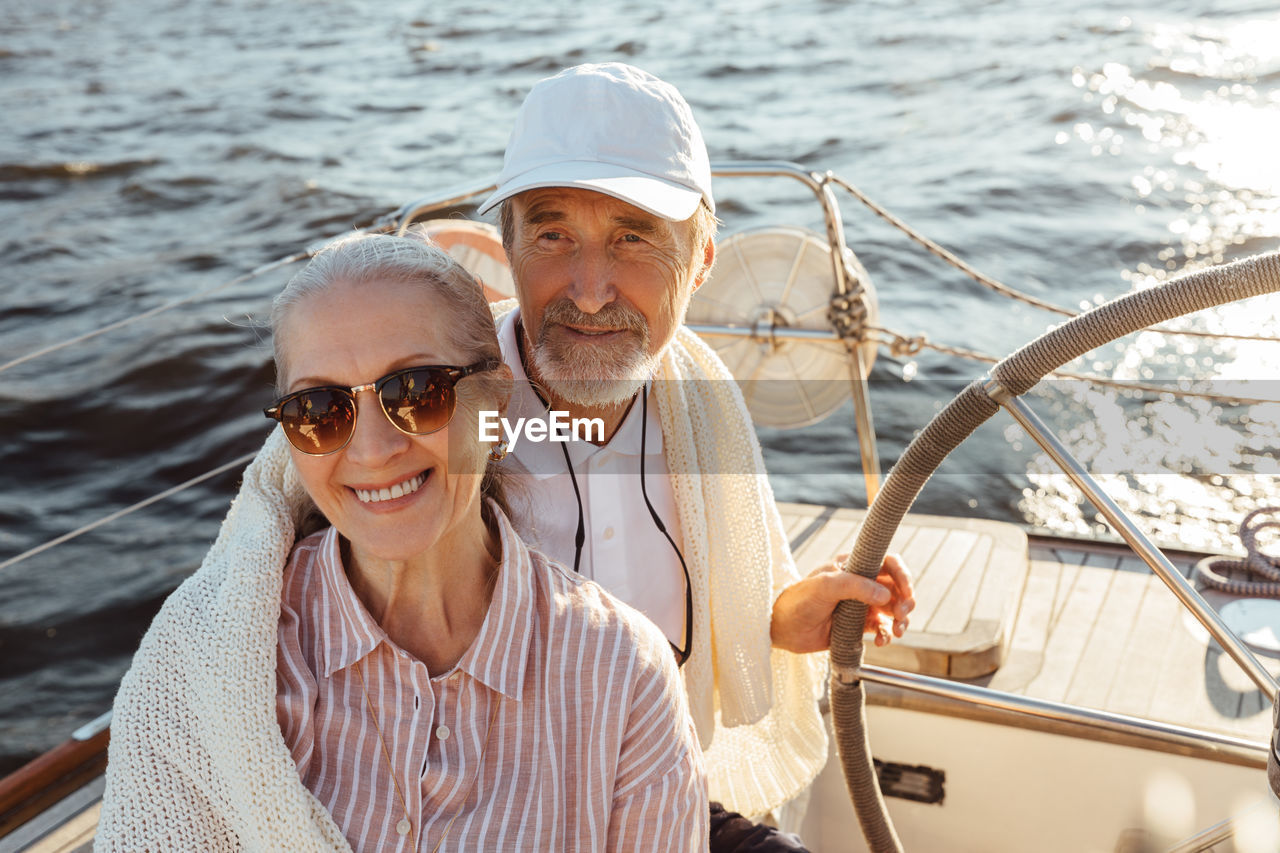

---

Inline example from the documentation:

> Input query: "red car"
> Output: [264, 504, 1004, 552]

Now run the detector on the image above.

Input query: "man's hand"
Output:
[770, 553, 914, 654]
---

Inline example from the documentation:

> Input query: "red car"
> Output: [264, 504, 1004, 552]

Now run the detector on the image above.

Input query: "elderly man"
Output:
[477, 63, 914, 851]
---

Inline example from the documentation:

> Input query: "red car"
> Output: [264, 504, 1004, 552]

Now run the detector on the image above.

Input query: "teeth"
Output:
[355, 473, 426, 504]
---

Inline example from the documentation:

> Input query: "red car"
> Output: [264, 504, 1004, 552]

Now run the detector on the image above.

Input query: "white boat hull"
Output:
[803, 704, 1279, 852]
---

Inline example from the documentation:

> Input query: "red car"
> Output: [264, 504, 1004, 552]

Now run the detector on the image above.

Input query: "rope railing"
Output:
[0, 254, 306, 376]
[0, 222, 391, 377]
[4, 174, 1275, 381]
[3, 175, 1276, 581]
[868, 325, 1280, 407]
[6, 319, 1266, 578]
[0, 452, 258, 575]
[831, 174, 1280, 345]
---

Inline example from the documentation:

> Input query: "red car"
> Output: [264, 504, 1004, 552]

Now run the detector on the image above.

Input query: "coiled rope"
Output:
[1195, 507, 1280, 597]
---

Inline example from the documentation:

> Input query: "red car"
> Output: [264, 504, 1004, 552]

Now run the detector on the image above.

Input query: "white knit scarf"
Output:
[99, 429, 352, 851]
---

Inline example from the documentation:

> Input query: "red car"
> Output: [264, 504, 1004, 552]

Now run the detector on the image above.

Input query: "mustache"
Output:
[539, 299, 648, 339]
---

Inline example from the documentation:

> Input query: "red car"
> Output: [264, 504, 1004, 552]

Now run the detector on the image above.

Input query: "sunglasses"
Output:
[264, 359, 501, 455]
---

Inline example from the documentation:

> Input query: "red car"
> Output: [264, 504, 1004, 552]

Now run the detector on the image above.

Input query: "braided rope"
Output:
[991, 253, 1280, 397]
[832, 175, 1280, 345]
[868, 326, 1280, 407]
[830, 380, 997, 853]
[1195, 508, 1280, 596]
[829, 250, 1280, 853]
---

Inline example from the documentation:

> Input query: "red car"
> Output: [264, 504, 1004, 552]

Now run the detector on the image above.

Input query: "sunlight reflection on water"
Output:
[1020, 13, 1280, 552]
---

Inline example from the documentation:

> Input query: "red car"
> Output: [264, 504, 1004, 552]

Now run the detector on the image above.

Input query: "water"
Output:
[3, 0, 1279, 772]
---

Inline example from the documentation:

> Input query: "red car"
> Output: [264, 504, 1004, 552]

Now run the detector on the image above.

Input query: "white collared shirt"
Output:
[496, 308, 688, 648]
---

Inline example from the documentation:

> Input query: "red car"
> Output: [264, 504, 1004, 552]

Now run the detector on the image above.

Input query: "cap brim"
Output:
[477, 161, 708, 220]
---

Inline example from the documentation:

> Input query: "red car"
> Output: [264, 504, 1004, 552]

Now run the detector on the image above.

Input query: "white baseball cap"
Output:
[477, 62, 715, 221]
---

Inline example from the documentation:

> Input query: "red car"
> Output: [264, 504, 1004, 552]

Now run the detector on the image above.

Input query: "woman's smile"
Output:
[351, 469, 430, 506]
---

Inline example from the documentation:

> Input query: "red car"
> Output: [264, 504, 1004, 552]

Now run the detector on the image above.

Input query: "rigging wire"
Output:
[0, 452, 258, 575]
[5, 178, 1275, 379]
[867, 325, 1280, 407]
[4, 182, 1277, 577]
[0, 222, 388, 377]
[0, 254, 307, 376]
[830, 174, 1280, 345]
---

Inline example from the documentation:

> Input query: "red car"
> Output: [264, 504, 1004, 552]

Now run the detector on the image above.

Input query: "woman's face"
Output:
[277, 277, 490, 565]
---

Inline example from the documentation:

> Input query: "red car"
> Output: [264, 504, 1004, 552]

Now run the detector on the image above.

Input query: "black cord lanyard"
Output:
[516, 327, 692, 665]
[639, 386, 694, 666]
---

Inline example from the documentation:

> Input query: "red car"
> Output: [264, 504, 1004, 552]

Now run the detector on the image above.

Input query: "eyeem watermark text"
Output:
[479, 411, 604, 451]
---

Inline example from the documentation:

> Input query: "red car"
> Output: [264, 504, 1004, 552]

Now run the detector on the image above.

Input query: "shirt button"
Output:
[603, 526, 615, 540]
[449, 672, 461, 682]
[436, 725, 450, 741]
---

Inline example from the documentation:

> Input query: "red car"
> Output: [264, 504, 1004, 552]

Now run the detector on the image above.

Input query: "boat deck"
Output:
[5, 503, 1277, 852]
[779, 501, 1277, 743]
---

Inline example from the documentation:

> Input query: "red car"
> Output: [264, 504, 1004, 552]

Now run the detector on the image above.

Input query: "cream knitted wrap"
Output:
[98, 429, 352, 851]
[651, 325, 828, 817]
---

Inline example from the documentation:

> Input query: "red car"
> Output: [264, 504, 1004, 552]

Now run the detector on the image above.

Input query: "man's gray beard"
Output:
[530, 335, 660, 408]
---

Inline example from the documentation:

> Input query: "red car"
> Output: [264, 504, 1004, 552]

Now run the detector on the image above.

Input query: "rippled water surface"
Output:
[3, 0, 1280, 770]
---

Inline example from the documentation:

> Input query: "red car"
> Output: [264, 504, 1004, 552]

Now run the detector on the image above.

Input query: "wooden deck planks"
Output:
[969, 532, 1024, 628]
[928, 534, 992, 636]
[780, 501, 1274, 743]
[788, 512, 861, 570]
[1106, 571, 1187, 718]
[778, 504, 1032, 678]
[895, 525, 949, 589]
[1146, 605, 1245, 735]
[1065, 568, 1149, 709]
[912, 529, 980, 634]
[985, 557, 1060, 693]
[1023, 563, 1116, 703]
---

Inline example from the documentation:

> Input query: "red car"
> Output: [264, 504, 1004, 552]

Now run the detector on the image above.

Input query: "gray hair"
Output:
[271, 230, 502, 388]
[271, 230, 513, 529]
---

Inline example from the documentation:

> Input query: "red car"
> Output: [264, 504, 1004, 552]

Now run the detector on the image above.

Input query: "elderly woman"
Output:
[98, 233, 707, 852]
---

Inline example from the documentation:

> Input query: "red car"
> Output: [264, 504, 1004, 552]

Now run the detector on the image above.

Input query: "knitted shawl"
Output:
[98, 429, 352, 851]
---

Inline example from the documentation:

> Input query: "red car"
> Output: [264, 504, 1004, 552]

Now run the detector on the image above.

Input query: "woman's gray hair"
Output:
[271, 230, 501, 389]
[271, 229, 514, 532]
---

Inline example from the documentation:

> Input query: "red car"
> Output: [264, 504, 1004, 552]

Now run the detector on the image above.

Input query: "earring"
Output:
[488, 441, 509, 462]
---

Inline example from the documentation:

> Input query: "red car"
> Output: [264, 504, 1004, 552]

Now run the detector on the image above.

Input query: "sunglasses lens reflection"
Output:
[276, 367, 471, 455]
[381, 368, 454, 434]
[281, 390, 356, 454]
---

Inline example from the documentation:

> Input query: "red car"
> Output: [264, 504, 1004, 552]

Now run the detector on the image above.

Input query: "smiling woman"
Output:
[95, 232, 709, 852]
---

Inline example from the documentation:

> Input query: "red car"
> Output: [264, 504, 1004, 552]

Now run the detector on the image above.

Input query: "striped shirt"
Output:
[275, 510, 708, 852]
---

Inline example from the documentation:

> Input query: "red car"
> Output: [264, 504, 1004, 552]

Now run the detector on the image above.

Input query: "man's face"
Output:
[507, 187, 711, 408]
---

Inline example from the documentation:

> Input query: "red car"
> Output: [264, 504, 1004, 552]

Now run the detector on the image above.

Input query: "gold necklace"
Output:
[353, 657, 501, 849]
